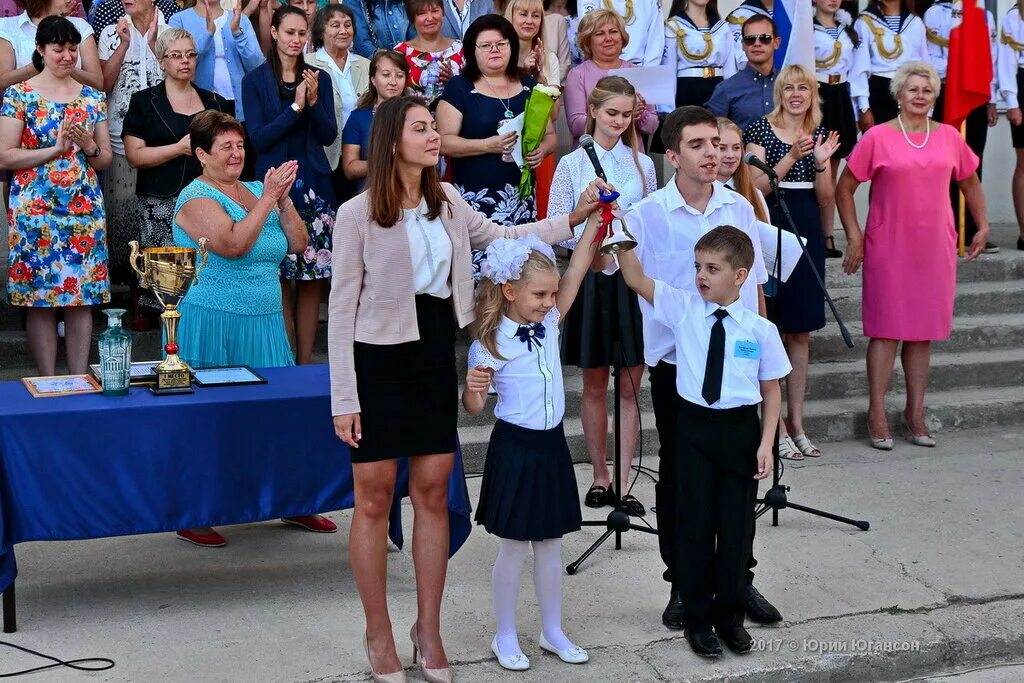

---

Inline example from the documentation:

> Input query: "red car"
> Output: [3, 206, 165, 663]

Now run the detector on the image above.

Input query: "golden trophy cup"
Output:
[128, 239, 208, 394]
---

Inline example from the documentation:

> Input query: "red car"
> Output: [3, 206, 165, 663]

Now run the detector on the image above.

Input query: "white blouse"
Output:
[468, 308, 565, 431]
[813, 20, 870, 113]
[998, 8, 1024, 107]
[0, 12, 92, 68]
[404, 199, 453, 298]
[98, 13, 167, 155]
[548, 140, 657, 249]
[661, 16, 736, 82]
[854, 10, 928, 78]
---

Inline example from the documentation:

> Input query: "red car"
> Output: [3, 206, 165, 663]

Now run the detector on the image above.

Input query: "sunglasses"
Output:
[742, 33, 775, 45]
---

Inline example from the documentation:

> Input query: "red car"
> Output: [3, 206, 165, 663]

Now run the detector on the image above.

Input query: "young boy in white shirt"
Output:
[618, 225, 791, 658]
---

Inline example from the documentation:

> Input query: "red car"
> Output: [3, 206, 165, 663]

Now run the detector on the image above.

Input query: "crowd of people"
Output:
[0, 0, 1010, 678]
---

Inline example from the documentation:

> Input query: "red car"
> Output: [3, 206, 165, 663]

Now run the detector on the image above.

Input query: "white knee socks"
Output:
[491, 537, 579, 657]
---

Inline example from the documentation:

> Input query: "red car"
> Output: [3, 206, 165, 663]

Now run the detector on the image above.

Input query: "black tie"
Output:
[702, 309, 728, 405]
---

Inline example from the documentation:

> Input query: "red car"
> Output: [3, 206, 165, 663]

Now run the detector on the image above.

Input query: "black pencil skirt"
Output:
[352, 294, 458, 463]
[868, 75, 898, 124]
[1012, 69, 1024, 148]
[819, 81, 858, 158]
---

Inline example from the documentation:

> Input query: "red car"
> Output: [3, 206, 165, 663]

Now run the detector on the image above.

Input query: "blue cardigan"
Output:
[168, 8, 265, 122]
[241, 62, 338, 204]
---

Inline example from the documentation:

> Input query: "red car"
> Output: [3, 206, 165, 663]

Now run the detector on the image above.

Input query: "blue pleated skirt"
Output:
[176, 302, 295, 369]
[475, 420, 582, 541]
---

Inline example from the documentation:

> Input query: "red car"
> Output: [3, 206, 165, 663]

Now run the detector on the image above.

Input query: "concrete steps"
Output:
[2, 229, 1022, 475]
[456, 384, 1024, 473]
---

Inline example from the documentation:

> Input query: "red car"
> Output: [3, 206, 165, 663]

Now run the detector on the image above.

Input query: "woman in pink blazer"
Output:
[328, 95, 603, 682]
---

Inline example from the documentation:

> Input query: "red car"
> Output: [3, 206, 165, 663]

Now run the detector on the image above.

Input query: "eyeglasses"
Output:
[164, 50, 198, 61]
[742, 33, 774, 46]
[475, 40, 511, 52]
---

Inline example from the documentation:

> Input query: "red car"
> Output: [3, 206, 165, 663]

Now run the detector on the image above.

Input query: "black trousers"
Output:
[932, 94, 989, 244]
[650, 362, 760, 587]
[675, 399, 759, 630]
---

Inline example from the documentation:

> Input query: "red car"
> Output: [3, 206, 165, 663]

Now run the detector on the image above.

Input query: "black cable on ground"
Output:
[0, 640, 114, 677]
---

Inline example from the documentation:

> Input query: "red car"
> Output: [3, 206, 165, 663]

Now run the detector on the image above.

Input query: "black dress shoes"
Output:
[662, 589, 685, 630]
[685, 629, 723, 658]
[715, 624, 753, 654]
[745, 584, 783, 623]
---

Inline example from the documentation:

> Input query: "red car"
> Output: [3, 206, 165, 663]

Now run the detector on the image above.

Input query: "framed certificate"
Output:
[89, 361, 160, 385]
[22, 374, 103, 398]
[192, 366, 268, 387]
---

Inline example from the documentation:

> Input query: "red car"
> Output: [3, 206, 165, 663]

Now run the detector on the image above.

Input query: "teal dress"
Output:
[172, 180, 294, 369]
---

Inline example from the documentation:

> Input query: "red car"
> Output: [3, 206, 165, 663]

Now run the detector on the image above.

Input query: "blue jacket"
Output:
[168, 8, 265, 121]
[241, 62, 338, 202]
[343, 0, 416, 59]
[440, 0, 496, 41]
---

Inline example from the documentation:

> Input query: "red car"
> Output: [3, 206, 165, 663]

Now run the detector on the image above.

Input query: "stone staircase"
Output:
[1, 226, 1022, 474]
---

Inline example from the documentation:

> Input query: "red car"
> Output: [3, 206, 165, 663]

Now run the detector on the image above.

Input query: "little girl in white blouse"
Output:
[462, 213, 601, 672]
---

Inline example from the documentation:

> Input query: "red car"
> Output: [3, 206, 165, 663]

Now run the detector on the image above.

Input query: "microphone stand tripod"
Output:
[758, 175, 869, 531]
[567, 340, 658, 574]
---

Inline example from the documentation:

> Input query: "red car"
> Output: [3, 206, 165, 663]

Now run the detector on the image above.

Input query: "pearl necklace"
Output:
[897, 115, 930, 149]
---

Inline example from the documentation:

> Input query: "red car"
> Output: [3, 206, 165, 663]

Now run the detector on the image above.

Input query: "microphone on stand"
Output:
[743, 151, 779, 182]
[579, 134, 608, 182]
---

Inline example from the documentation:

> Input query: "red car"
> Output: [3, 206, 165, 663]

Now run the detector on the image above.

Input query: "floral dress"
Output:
[2, 83, 111, 307]
[280, 176, 336, 280]
[438, 74, 538, 280]
[394, 40, 464, 103]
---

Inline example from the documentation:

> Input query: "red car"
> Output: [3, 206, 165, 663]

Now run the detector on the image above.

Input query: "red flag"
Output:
[943, 0, 994, 128]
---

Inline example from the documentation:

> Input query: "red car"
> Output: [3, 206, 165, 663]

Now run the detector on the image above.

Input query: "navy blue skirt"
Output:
[766, 187, 826, 333]
[475, 420, 582, 541]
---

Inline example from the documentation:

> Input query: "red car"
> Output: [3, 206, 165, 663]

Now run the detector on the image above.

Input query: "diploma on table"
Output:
[497, 112, 525, 168]
[608, 65, 676, 110]
[757, 220, 804, 283]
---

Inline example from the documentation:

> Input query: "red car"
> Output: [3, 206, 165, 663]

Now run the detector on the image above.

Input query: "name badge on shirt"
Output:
[734, 340, 760, 360]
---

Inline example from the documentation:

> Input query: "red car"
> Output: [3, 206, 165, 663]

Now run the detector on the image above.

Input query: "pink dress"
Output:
[845, 123, 979, 341]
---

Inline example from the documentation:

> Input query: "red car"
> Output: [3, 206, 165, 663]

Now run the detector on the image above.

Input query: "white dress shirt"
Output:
[661, 16, 736, 85]
[547, 140, 657, 249]
[404, 199, 454, 298]
[606, 180, 769, 367]
[854, 10, 928, 79]
[0, 11, 92, 67]
[813, 19, 870, 113]
[923, 2, 996, 103]
[651, 281, 790, 408]
[998, 8, 1024, 107]
[468, 308, 565, 430]
[578, 0, 665, 66]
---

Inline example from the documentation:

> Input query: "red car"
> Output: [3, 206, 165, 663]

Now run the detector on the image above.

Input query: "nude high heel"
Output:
[902, 416, 936, 447]
[411, 625, 452, 683]
[364, 632, 406, 683]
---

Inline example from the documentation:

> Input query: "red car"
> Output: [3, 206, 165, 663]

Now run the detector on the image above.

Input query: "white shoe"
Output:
[491, 636, 529, 671]
[539, 633, 588, 664]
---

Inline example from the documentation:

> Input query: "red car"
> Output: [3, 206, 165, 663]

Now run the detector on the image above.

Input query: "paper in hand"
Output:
[497, 112, 525, 168]
[608, 65, 676, 109]
[757, 220, 804, 283]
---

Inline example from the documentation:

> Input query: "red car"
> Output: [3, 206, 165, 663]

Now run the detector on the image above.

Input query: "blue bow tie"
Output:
[515, 322, 545, 351]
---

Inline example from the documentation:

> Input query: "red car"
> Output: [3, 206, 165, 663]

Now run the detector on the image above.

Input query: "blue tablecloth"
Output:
[0, 365, 473, 593]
